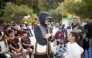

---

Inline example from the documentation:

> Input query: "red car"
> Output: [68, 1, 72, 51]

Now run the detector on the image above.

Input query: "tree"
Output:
[22, 0, 43, 14]
[62, 0, 92, 19]
[43, 0, 64, 12]
[4, 2, 34, 23]
[57, 3, 69, 17]
[0, 0, 22, 16]
[0, 0, 44, 15]
[49, 9, 62, 22]
[0, 0, 6, 16]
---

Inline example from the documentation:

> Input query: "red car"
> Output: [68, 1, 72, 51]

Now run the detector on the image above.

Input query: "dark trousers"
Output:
[34, 53, 53, 58]
[83, 38, 89, 51]
[0, 54, 7, 58]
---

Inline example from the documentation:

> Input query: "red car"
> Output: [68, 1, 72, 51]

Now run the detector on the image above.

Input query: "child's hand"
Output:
[16, 49, 20, 53]
[72, 56, 76, 58]
[60, 39, 64, 42]
[4, 50, 8, 54]
[28, 44, 32, 47]
[62, 56, 65, 58]
[65, 43, 68, 47]
[53, 40, 57, 46]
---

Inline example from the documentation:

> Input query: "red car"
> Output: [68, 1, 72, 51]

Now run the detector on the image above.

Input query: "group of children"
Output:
[0, 24, 33, 58]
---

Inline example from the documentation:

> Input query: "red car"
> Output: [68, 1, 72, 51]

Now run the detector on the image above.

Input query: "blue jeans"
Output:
[89, 38, 92, 48]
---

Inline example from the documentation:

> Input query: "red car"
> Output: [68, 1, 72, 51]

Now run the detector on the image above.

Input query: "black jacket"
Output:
[86, 21, 92, 39]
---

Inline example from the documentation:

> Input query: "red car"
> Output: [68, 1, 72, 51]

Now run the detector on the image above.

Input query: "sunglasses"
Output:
[45, 18, 49, 20]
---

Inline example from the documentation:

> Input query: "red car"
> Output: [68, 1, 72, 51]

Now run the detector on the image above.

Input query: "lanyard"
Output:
[71, 26, 79, 31]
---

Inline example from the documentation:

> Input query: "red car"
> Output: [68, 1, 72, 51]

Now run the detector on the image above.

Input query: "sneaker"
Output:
[54, 53, 59, 57]
[63, 47, 67, 50]
[60, 46, 62, 48]
[59, 49, 65, 52]
[60, 43, 63, 45]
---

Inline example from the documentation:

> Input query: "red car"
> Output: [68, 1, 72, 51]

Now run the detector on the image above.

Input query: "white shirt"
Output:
[63, 42, 84, 58]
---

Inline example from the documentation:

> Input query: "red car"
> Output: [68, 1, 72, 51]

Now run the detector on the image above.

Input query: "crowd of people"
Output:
[0, 11, 92, 58]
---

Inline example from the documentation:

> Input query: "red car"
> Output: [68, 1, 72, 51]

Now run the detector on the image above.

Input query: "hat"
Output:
[48, 15, 52, 19]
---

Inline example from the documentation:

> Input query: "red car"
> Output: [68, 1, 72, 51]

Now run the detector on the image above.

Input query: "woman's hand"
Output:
[43, 34, 51, 40]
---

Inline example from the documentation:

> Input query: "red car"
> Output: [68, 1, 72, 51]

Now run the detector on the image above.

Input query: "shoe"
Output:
[63, 47, 67, 50]
[54, 53, 59, 57]
[60, 43, 63, 45]
[60, 46, 62, 48]
[59, 49, 65, 52]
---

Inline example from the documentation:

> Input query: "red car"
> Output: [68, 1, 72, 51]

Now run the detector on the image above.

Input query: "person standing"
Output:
[62, 24, 66, 34]
[48, 17, 53, 33]
[62, 32, 84, 58]
[66, 16, 85, 47]
[34, 11, 55, 58]
[86, 18, 92, 49]
[55, 22, 60, 28]
[34, 18, 39, 28]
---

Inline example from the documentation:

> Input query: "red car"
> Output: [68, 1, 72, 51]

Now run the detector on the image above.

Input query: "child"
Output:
[3, 24, 11, 39]
[24, 24, 33, 37]
[12, 24, 18, 37]
[62, 31, 84, 58]
[54, 28, 64, 57]
[17, 24, 24, 38]
[55, 27, 64, 50]
[21, 31, 33, 58]
[0, 31, 3, 41]
[0, 31, 8, 58]
[62, 24, 66, 34]
[55, 27, 64, 44]
[7, 30, 26, 58]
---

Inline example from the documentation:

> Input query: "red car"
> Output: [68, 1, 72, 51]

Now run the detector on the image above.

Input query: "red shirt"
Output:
[55, 31, 64, 40]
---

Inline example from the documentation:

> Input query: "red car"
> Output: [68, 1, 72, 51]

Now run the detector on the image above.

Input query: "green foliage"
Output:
[0, 0, 43, 15]
[57, 3, 69, 17]
[21, 17, 34, 24]
[62, 0, 92, 18]
[0, 17, 11, 23]
[49, 9, 62, 22]
[22, 0, 43, 14]
[0, 0, 6, 16]
[49, 1, 69, 22]
[43, 0, 64, 11]
[4, 2, 34, 23]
